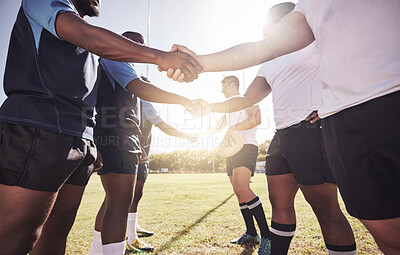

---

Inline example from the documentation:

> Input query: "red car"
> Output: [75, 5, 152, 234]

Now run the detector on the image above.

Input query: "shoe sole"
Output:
[137, 232, 154, 238]
[125, 247, 154, 254]
[230, 240, 260, 246]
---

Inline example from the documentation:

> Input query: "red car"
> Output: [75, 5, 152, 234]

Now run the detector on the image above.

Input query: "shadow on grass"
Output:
[240, 245, 257, 255]
[155, 193, 235, 254]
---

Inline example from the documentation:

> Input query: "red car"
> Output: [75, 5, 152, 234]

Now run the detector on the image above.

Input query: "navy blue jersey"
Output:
[95, 59, 141, 152]
[140, 100, 163, 156]
[0, 0, 99, 140]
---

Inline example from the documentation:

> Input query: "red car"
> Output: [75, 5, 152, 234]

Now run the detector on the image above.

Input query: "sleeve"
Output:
[293, 1, 305, 15]
[141, 101, 163, 126]
[256, 63, 268, 79]
[100, 59, 140, 90]
[22, 0, 79, 39]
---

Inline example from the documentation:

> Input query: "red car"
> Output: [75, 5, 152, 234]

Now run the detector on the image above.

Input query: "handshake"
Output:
[184, 99, 212, 118]
[158, 45, 201, 83]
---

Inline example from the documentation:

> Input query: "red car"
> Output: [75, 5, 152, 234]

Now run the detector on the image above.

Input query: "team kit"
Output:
[0, 0, 399, 255]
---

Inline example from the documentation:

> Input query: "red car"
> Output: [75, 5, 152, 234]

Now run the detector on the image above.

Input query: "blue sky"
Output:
[0, 0, 293, 152]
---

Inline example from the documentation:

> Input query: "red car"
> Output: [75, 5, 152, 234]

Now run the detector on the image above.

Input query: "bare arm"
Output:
[56, 13, 201, 82]
[126, 78, 193, 110]
[210, 76, 272, 113]
[155, 121, 191, 139]
[229, 105, 261, 132]
[198, 12, 314, 72]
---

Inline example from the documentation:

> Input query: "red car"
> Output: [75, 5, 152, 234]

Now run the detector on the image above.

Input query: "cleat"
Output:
[126, 238, 154, 253]
[258, 237, 271, 255]
[137, 226, 154, 237]
[230, 232, 260, 245]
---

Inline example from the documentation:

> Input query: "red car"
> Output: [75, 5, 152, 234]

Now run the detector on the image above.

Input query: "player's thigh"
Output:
[0, 185, 57, 236]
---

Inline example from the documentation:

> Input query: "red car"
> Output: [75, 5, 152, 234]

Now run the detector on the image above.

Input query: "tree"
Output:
[257, 139, 271, 162]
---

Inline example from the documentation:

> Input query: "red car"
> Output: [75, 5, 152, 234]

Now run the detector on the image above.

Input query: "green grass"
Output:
[66, 173, 382, 254]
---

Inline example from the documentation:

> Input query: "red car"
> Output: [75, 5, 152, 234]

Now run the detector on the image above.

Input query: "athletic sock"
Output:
[89, 230, 103, 255]
[326, 243, 357, 255]
[270, 221, 296, 255]
[247, 196, 271, 238]
[239, 202, 257, 236]
[127, 212, 138, 243]
[102, 241, 126, 255]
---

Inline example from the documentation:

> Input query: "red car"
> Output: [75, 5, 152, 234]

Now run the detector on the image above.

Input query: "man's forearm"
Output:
[56, 13, 164, 65]
[210, 96, 252, 113]
[198, 40, 270, 72]
[197, 12, 314, 72]
[157, 123, 189, 139]
[127, 80, 191, 107]
[86, 26, 163, 64]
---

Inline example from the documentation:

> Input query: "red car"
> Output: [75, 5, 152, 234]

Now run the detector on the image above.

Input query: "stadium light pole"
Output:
[212, 153, 215, 173]
[146, 0, 151, 77]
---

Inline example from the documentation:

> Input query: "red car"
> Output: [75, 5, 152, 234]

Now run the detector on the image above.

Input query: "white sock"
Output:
[102, 241, 126, 255]
[328, 250, 357, 255]
[89, 230, 103, 255]
[127, 212, 138, 243]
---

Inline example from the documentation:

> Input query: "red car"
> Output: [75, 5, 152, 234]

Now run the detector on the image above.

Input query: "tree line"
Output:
[149, 140, 271, 173]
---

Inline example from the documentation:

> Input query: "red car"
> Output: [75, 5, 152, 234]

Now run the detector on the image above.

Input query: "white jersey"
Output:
[257, 42, 321, 130]
[226, 109, 257, 146]
[294, 0, 400, 118]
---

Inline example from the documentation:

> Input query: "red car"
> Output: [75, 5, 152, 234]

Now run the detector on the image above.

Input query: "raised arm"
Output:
[167, 10, 313, 82]
[199, 12, 313, 72]
[56, 13, 201, 82]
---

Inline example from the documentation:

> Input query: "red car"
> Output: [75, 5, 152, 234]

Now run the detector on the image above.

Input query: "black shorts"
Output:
[137, 162, 149, 182]
[265, 120, 335, 186]
[95, 130, 139, 175]
[0, 123, 96, 192]
[322, 90, 400, 220]
[226, 144, 258, 177]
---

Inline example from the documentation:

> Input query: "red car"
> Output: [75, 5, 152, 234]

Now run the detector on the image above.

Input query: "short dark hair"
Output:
[221, 75, 239, 90]
[122, 31, 145, 45]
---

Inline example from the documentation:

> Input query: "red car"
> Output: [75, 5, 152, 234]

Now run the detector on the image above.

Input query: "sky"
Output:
[0, 0, 295, 153]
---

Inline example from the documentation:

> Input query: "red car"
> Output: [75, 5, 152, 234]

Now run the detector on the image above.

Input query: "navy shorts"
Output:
[137, 162, 149, 182]
[0, 123, 96, 192]
[266, 120, 335, 186]
[95, 130, 139, 175]
[226, 144, 258, 177]
[322, 90, 400, 220]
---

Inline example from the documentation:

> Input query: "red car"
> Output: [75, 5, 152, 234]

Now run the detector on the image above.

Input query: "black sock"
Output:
[270, 221, 296, 255]
[325, 242, 357, 254]
[247, 196, 270, 238]
[239, 202, 257, 237]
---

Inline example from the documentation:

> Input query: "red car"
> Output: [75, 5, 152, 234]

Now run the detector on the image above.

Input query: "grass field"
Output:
[66, 173, 382, 255]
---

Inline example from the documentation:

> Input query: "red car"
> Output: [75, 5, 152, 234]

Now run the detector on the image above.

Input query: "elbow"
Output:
[251, 117, 261, 127]
[256, 114, 262, 126]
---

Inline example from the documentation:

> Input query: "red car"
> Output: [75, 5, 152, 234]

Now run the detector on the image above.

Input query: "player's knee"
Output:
[269, 193, 293, 211]
[22, 229, 41, 253]
[133, 192, 143, 204]
[107, 193, 133, 211]
[232, 183, 248, 196]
